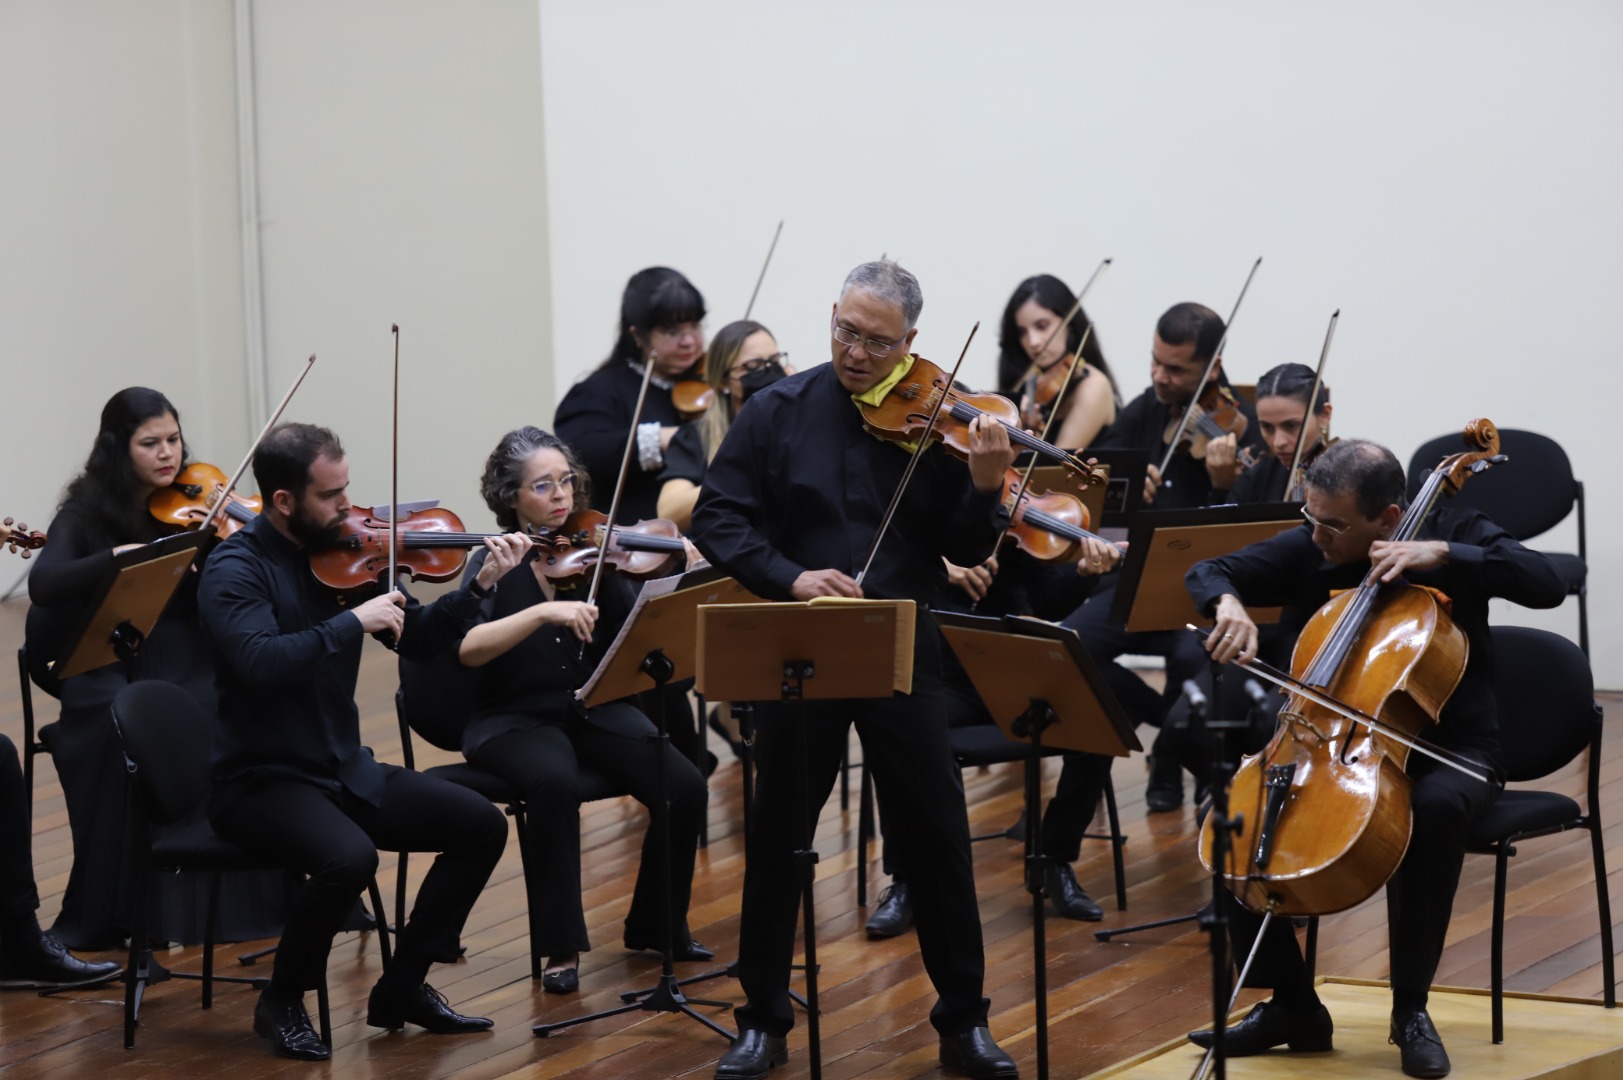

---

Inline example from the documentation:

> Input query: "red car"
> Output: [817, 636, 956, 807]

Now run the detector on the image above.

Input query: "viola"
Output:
[1198, 419, 1504, 918]
[671, 377, 716, 419]
[1163, 382, 1250, 461]
[856, 355, 1105, 485]
[308, 506, 512, 601]
[2, 517, 46, 558]
[995, 469, 1114, 563]
[530, 509, 686, 582]
[149, 462, 262, 539]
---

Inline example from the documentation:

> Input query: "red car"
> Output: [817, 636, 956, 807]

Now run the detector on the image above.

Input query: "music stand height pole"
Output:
[782, 659, 823, 1080]
[1192, 661, 1242, 1080]
[1012, 698, 1056, 1080]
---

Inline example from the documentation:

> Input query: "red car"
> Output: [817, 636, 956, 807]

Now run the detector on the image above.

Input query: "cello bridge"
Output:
[1280, 710, 1331, 743]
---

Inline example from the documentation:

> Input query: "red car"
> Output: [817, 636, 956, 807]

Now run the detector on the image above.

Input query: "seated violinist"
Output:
[458, 426, 709, 995]
[199, 422, 519, 1060]
[1185, 438, 1564, 1078]
[1230, 362, 1333, 504]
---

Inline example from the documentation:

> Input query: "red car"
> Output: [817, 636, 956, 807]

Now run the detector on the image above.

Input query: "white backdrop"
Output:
[540, 0, 1621, 681]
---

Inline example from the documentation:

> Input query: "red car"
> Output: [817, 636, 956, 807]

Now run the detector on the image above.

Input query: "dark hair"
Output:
[1256, 362, 1330, 413]
[1304, 438, 1405, 519]
[59, 387, 188, 548]
[252, 423, 345, 502]
[698, 319, 772, 463]
[996, 274, 1118, 402]
[596, 267, 707, 372]
[1156, 302, 1226, 366]
[480, 427, 589, 531]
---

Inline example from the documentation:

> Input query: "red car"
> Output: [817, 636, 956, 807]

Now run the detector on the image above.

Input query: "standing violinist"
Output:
[1186, 438, 1564, 1079]
[997, 273, 1120, 452]
[198, 422, 520, 1061]
[692, 260, 1022, 1080]
[455, 426, 709, 996]
[24, 387, 284, 950]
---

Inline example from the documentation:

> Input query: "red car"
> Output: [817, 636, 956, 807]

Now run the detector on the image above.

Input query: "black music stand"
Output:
[533, 567, 766, 1043]
[935, 612, 1138, 1080]
[695, 598, 914, 1080]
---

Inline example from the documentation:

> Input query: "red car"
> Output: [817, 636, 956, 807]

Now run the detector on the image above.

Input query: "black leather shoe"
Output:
[1390, 1009, 1451, 1078]
[253, 989, 330, 1061]
[1043, 863, 1103, 922]
[1145, 753, 1184, 812]
[366, 979, 493, 1033]
[625, 936, 715, 962]
[541, 966, 578, 994]
[1188, 1000, 1333, 1054]
[0, 933, 122, 989]
[939, 1026, 1019, 1078]
[865, 882, 914, 939]
[715, 1028, 788, 1079]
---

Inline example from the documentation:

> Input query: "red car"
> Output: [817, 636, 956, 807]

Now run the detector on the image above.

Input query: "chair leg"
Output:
[514, 807, 543, 980]
[1492, 846, 1509, 1044]
[856, 762, 873, 908]
[202, 873, 221, 1009]
[1589, 818, 1615, 1008]
[839, 743, 851, 811]
[1304, 915, 1319, 980]
[368, 878, 393, 968]
[1102, 771, 1127, 911]
[124, 866, 151, 1049]
[394, 854, 409, 948]
[316, 979, 332, 1047]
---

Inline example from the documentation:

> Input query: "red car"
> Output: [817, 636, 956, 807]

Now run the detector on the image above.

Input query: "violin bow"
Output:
[198, 353, 318, 536]
[1020, 256, 1111, 402]
[1157, 256, 1263, 479]
[854, 322, 979, 589]
[583, 350, 660, 618]
[742, 220, 784, 321]
[388, 324, 400, 598]
[1284, 310, 1338, 501]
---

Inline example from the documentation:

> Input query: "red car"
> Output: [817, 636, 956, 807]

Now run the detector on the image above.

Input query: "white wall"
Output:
[539, 0, 1622, 682]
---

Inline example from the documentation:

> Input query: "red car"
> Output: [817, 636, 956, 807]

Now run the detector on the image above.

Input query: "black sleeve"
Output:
[200, 546, 366, 689]
[397, 577, 486, 662]
[658, 423, 709, 487]
[1186, 524, 1320, 616]
[1435, 508, 1567, 610]
[27, 505, 114, 607]
[555, 370, 658, 485]
[691, 400, 807, 600]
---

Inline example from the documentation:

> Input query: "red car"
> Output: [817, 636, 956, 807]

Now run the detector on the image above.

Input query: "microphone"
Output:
[1181, 678, 1209, 718]
[1243, 678, 1269, 708]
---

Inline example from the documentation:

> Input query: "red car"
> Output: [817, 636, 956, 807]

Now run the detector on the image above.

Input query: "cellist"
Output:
[1185, 439, 1564, 1079]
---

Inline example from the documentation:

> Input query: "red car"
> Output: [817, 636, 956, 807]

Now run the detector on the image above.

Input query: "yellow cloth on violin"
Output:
[852, 354, 922, 453]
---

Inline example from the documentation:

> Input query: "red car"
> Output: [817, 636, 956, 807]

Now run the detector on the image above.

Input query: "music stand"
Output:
[52, 532, 209, 681]
[533, 567, 765, 1043]
[935, 612, 1138, 1080]
[696, 598, 914, 1080]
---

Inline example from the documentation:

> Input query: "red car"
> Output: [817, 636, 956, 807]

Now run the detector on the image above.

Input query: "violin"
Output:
[1017, 357, 1074, 432]
[2, 517, 46, 558]
[1163, 382, 1250, 461]
[995, 469, 1114, 564]
[530, 509, 686, 582]
[149, 462, 262, 539]
[671, 376, 716, 419]
[1198, 419, 1505, 917]
[856, 355, 1105, 485]
[1283, 436, 1338, 502]
[308, 506, 511, 601]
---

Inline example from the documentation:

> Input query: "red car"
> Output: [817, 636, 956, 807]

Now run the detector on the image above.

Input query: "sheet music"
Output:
[574, 571, 686, 704]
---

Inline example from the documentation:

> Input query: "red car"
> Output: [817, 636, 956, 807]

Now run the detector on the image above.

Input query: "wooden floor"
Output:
[1, 595, 1618, 1079]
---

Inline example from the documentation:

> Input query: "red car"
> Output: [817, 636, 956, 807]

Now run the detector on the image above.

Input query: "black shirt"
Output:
[659, 422, 709, 488]
[1185, 507, 1565, 749]
[199, 513, 485, 803]
[1230, 454, 1289, 504]
[554, 361, 700, 524]
[1096, 384, 1264, 510]
[691, 362, 1002, 606]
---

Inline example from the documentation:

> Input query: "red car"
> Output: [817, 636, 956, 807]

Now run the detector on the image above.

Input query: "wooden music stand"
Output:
[52, 532, 210, 681]
[1109, 504, 1303, 633]
[696, 598, 914, 1080]
[935, 610, 1137, 1080]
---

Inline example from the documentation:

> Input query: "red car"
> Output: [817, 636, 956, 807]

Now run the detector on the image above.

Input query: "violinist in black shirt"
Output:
[1230, 362, 1333, 505]
[693, 260, 1021, 1080]
[199, 422, 524, 1061]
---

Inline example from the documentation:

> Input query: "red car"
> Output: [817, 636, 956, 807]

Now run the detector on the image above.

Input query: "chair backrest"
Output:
[1489, 625, 1595, 783]
[1406, 429, 1578, 542]
[397, 651, 480, 753]
[111, 680, 212, 827]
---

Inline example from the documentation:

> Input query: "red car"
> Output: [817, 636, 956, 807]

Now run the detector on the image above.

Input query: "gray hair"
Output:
[840, 260, 924, 330]
[480, 426, 588, 531]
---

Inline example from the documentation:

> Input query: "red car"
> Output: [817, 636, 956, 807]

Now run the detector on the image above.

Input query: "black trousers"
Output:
[1224, 751, 1501, 1012]
[735, 679, 989, 1037]
[467, 704, 705, 955]
[0, 734, 39, 928]
[211, 765, 507, 993]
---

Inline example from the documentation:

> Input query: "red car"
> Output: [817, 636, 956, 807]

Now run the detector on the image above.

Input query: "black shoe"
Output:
[708, 705, 747, 760]
[624, 936, 715, 962]
[366, 979, 493, 1033]
[865, 882, 914, 939]
[715, 1028, 788, 1079]
[1145, 753, 1184, 812]
[541, 966, 578, 994]
[939, 1026, 1019, 1078]
[1043, 863, 1103, 922]
[253, 989, 330, 1061]
[1390, 1009, 1451, 1078]
[1188, 1000, 1333, 1055]
[0, 933, 122, 989]
[427, 941, 467, 964]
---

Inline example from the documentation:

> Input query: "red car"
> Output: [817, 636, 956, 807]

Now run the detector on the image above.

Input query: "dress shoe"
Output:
[253, 989, 330, 1061]
[708, 705, 747, 760]
[1043, 863, 1103, 921]
[1390, 1009, 1451, 1078]
[1187, 999, 1333, 1054]
[625, 936, 715, 962]
[1145, 753, 1184, 812]
[541, 966, 578, 994]
[714, 1028, 788, 1079]
[366, 979, 493, 1033]
[0, 932, 122, 989]
[865, 882, 914, 938]
[939, 1026, 1019, 1078]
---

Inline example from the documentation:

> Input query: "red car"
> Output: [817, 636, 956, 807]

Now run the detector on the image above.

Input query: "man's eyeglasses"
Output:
[831, 316, 905, 358]
[531, 473, 576, 498]
[730, 353, 788, 378]
[1300, 505, 1350, 535]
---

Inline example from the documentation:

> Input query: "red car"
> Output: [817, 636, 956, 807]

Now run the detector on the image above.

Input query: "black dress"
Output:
[25, 503, 284, 948]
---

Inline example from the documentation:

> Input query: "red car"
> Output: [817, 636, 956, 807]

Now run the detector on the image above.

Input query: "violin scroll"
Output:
[2, 517, 46, 558]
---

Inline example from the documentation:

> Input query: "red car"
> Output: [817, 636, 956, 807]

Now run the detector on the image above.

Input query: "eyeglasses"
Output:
[651, 322, 703, 343]
[530, 473, 576, 498]
[1300, 505, 1349, 536]
[831, 316, 905, 358]
[729, 353, 788, 378]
